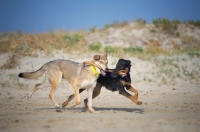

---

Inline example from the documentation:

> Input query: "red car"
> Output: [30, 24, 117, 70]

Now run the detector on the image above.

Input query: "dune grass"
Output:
[0, 20, 200, 85]
[0, 30, 200, 59]
[1, 18, 200, 58]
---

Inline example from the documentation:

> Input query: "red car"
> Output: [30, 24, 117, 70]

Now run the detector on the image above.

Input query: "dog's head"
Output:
[111, 59, 131, 78]
[93, 53, 108, 76]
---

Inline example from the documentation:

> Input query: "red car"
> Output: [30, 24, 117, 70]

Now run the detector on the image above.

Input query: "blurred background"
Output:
[1, 0, 200, 33]
[0, 0, 200, 68]
[1, 0, 200, 55]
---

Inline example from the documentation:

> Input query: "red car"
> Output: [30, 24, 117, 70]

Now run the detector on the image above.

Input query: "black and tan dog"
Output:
[62, 59, 142, 110]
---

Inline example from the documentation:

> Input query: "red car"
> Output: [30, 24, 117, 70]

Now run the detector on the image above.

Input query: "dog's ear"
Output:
[94, 55, 100, 60]
[118, 58, 124, 63]
[104, 51, 107, 57]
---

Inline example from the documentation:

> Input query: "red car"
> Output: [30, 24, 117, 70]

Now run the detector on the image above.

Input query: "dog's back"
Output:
[19, 59, 82, 81]
[41, 59, 88, 84]
[97, 72, 121, 92]
[55, 59, 86, 83]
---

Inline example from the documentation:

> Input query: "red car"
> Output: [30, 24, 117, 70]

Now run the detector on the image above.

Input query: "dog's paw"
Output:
[71, 102, 81, 108]
[27, 95, 31, 100]
[62, 102, 68, 107]
[87, 109, 102, 114]
[87, 107, 100, 113]
[55, 104, 60, 108]
[92, 110, 102, 114]
[70, 103, 76, 108]
[136, 101, 142, 105]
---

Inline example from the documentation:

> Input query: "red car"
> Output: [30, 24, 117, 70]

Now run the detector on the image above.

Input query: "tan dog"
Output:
[18, 54, 108, 113]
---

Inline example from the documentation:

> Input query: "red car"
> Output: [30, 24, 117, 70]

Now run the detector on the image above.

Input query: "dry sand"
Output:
[0, 52, 200, 132]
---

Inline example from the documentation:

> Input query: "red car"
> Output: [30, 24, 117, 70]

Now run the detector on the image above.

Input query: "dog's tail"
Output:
[18, 65, 45, 79]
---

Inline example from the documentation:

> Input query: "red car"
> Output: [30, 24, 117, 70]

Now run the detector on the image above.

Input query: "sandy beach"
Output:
[0, 52, 199, 132]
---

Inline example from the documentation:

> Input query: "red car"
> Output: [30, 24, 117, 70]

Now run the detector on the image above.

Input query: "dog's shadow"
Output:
[93, 107, 144, 114]
[36, 107, 144, 114]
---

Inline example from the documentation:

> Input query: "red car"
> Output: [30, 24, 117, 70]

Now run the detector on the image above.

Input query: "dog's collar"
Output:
[90, 65, 100, 76]
[121, 74, 126, 78]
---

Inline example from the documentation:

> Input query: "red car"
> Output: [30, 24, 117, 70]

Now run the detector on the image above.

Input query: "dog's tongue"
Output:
[100, 70, 106, 76]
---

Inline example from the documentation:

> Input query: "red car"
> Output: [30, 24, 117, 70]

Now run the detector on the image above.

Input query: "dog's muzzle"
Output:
[84, 61, 106, 76]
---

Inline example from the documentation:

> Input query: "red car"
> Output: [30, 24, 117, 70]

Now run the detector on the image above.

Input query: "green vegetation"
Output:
[123, 46, 143, 54]
[135, 54, 200, 85]
[186, 20, 200, 27]
[89, 26, 97, 32]
[136, 18, 146, 28]
[187, 50, 200, 58]
[152, 18, 200, 36]
[104, 46, 118, 53]
[103, 24, 113, 30]
[112, 21, 129, 28]
[63, 34, 84, 46]
[0, 18, 199, 58]
[1, 29, 199, 60]
[152, 18, 180, 35]
[88, 42, 101, 52]
[1, 19, 200, 86]
[0, 31, 87, 55]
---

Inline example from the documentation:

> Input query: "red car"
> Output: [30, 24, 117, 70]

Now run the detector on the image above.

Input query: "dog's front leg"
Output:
[87, 87, 95, 113]
[125, 86, 142, 105]
[125, 85, 139, 99]
[83, 82, 103, 109]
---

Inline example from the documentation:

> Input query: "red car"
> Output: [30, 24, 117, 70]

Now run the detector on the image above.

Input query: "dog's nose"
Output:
[105, 68, 109, 72]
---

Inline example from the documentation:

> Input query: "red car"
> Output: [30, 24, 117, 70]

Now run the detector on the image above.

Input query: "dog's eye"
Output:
[99, 61, 103, 63]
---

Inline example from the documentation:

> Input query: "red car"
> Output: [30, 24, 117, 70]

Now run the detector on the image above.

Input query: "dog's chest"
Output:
[80, 78, 97, 88]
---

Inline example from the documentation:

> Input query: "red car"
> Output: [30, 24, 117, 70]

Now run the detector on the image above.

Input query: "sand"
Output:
[0, 52, 200, 132]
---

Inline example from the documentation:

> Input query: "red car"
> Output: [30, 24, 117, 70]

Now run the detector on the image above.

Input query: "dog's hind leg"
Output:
[49, 72, 62, 108]
[71, 83, 81, 108]
[62, 89, 85, 107]
[27, 75, 49, 99]
[27, 84, 40, 99]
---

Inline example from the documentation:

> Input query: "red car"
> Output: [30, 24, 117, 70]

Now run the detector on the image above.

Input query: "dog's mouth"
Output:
[100, 69, 106, 76]
[111, 68, 129, 78]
